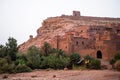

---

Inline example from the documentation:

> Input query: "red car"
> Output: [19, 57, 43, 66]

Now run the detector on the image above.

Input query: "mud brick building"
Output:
[19, 11, 120, 61]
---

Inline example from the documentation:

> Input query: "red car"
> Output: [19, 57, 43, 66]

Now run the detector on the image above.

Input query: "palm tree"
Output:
[57, 49, 64, 58]
[41, 42, 52, 56]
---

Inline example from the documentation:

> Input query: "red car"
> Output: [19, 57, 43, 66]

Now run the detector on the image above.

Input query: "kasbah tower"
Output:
[19, 11, 120, 61]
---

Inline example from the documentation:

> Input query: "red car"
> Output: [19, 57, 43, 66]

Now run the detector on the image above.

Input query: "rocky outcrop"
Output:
[18, 11, 120, 52]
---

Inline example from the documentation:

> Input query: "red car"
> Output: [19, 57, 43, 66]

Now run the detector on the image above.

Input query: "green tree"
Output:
[57, 49, 65, 57]
[15, 53, 27, 65]
[41, 42, 52, 56]
[26, 46, 41, 69]
[0, 45, 7, 58]
[6, 37, 18, 61]
[51, 48, 66, 58]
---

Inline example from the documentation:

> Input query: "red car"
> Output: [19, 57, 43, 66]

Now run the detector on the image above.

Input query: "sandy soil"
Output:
[0, 70, 120, 80]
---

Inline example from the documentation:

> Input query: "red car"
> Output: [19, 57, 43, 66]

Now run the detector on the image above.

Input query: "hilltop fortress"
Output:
[19, 11, 120, 61]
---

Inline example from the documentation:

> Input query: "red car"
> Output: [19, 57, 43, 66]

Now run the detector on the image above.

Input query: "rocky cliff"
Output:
[19, 11, 120, 52]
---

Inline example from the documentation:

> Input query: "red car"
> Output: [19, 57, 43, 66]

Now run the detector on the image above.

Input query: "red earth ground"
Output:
[0, 70, 120, 80]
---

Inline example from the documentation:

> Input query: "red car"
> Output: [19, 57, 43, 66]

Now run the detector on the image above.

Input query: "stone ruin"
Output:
[19, 11, 120, 61]
[73, 11, 81, 16]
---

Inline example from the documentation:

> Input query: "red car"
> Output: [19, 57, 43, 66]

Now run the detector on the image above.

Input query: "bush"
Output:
[114, 52, 120, 60]
[40, 56, 49, 69]
[69, 53, 80, 65]
[15, 64, 32, 73]
[89, 59, 101, 69]
[0, 58, 8, 73]
[27, 54, 41, 69]
[0, 45, 7, 58]
[114, 60, 120, 71]
[41, 42, 52, 56]
[2, 63, 15, 73]
[110, 58, 116, 65]
[84, 55, 93, 60]
[55, 56, 69, 69]
[16, 53, 27, 63]
[0, 58, 15, 73]
[26, 46, 42, 69]
[109, 52, 120, 68]
[40, 54, 69, 69]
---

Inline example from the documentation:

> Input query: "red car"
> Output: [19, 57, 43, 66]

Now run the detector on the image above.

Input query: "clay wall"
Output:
[58, 38, 68, 53]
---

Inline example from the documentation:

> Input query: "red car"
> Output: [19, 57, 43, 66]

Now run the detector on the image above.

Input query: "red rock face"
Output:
[19, 11, 120, 60]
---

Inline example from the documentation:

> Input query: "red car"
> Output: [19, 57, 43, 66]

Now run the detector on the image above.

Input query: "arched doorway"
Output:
[96, 50, 102, 59]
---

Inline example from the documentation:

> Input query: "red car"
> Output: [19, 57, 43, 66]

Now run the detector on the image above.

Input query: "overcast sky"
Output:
[0, 0, 120, 45]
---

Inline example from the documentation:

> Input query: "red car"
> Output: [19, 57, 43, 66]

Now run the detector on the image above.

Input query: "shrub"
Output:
[70, 53, 80, 65]
[109, 52, 120, 68]
[40, 54, 69, 69]
[26, 46, 42, 69]
[40, 56, 49, 69]
[89, 59, 101, 69]
[27, 54, 41, 69]
[110, 58, 116, 66]
[0, 58, 15, 73]
[84, 55, 93, 60]
[55, 56, 69, 69]
[15, 64, 32, 73]
[2, 63, 15, 73]
[0, 58, 8, 73]
[114, 60, 120, 71]
[114, 52, 120, 60]
[16, 53, 27, 63]
[27, 46, 41, 56]
[0, 45, 7, 58]
[41, 42, 52, 56]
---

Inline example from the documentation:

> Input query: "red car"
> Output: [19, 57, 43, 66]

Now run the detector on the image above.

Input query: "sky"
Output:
[0, 0, 120, 45]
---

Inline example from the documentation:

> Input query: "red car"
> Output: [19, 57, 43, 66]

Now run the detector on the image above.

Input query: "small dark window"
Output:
[82, 41, 84, 45]
[76, 41, 78, 45]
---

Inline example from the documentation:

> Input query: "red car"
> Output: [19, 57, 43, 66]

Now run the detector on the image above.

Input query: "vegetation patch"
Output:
[0, 37, 103, 73]
[114, 60, 120, 71]
[110, 52, 120, 70]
